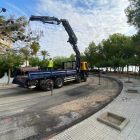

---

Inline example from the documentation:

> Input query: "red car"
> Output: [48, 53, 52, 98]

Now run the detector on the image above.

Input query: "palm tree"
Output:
[20, 47, 30, 66]
[30, 41, 40, 57]
[41, 50, 50, 60]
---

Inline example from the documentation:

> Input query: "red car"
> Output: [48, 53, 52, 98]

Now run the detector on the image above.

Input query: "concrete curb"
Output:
[50, 75, 140, 140]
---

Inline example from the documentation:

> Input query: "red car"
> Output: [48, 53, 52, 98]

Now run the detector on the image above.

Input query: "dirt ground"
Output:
[0, 74, 122, 140]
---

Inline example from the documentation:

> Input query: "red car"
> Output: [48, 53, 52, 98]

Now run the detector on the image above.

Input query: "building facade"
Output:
[0, 35, 14, 54]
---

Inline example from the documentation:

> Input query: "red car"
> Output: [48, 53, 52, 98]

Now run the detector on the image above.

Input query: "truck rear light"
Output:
[26, 82, 29, 85]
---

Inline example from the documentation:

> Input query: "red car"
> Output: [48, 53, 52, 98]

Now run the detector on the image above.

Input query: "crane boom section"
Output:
[29, 15, 61, 24]
[61, 19, 77, 44]
[29, 15, 81, 70]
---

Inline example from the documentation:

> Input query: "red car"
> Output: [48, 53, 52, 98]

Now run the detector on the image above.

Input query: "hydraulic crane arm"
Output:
[29, 15, 81, 70]
[29, 15, 61, 25]
[29, 15, 78, 44]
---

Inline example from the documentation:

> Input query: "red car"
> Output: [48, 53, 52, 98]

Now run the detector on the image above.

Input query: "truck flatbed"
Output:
[13, 69, 77, 86]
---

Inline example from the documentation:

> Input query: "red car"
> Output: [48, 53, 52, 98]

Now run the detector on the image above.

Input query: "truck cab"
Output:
[81, 61, 88, 71]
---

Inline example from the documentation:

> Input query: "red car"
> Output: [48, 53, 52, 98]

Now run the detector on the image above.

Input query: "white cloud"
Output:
[98, 0, 108, 5]
[28, 0, 136, 58]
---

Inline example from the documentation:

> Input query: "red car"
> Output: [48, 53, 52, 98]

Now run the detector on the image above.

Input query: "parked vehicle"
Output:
[12, 15, 89, 91]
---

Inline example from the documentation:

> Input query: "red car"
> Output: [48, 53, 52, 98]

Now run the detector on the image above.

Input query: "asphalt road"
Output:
[0, 74, 122, 140]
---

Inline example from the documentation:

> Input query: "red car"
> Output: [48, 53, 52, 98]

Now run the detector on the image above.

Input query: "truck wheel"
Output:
[35, 84, 41, 89]
[83, 75, 87, 82]
[40, 79, 53, 91]
[86, 71, 89, 77]
[55, 78, 64, 88]
[76, 75, 81, 83]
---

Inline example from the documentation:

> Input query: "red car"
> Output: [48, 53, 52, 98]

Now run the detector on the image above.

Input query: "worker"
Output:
[48, 58, 53, 70]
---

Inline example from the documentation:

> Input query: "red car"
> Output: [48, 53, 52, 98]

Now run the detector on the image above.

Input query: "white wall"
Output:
[0, 72, 13, 84]
[0, 60, 29, 84]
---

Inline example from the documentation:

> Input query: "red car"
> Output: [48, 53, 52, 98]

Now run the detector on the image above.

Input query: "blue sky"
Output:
[1, 0, 136, 59]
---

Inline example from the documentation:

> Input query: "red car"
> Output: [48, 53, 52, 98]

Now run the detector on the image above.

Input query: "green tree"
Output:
[121, 36, 135, 73]
[99, 34, 127, 59]
[53, 56, 70, 70]
[39, 59, 48, 70]
[20, 46, 30, 66]
[80, 52, 86, 61]
[125, 0, 140, 75]
[0, 10, 44, 46]
[98, 33, 134, 73]
[69, 54, 75, 61]
[28, 57, 40, 67]
[0, 15, 28, 42]
[0, 52, 23, 85]
[131, 32, 140, 74]
[40, 50, 50, 60]
[95, 60, 112, 72]
[125, 0, 140, 29]
[30, 41, 40, 57]
[119, 58, 126, 74]
[84, 41, 97, 69]
[0, 13, 44, 85]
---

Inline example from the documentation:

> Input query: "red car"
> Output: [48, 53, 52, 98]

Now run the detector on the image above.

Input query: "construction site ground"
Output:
[50, 75, 140, 140]
[0, 74, 122, 140]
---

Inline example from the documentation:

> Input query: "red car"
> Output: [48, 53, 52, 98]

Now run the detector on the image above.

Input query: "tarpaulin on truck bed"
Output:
[21, 67, 39, 72]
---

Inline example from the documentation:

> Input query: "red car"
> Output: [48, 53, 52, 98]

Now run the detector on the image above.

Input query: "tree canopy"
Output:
[0, 11, 44, 84]
[83, 33, 137, 73]
[0, 15, 28, 43]
[125, 0, 140, 29]
[40, 50, 50, 60]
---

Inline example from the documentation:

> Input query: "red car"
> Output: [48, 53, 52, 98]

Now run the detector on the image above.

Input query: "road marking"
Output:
[42, 133, 57, 140]
[4, 118, 12, 122]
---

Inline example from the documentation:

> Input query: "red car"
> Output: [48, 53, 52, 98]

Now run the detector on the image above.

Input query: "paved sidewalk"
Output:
[0, 83, 18, 89]
[50, 75, 140, 140]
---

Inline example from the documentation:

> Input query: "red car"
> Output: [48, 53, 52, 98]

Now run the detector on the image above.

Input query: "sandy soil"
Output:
[0, 74, 122, 140]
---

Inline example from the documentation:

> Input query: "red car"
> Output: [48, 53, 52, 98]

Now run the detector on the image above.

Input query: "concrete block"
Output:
[97, 112, 130, 131]
[125, 89, 138, 93]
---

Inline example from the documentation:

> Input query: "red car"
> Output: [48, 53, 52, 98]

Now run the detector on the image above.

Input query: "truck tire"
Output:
[55, 78, 64, 88]
[76, 75, 81, 83]
[83, 75, 87, 82]
[40, 79, 53, 91]
[86, 71, 89, 77]
[35, 84, 41, 89]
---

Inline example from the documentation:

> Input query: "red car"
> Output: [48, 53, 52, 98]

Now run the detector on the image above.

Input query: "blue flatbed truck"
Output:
[12, 15, 89, 91]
